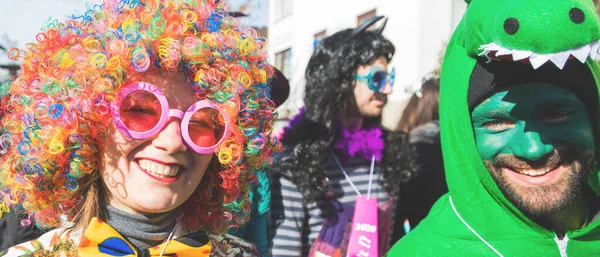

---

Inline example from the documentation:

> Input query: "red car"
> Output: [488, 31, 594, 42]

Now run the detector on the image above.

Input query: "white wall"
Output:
[268, 0, 467, 127]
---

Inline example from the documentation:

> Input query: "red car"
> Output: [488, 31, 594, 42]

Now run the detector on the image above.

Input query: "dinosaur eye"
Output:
[503, 18, 519, 35]
[569, 8, 585, 24]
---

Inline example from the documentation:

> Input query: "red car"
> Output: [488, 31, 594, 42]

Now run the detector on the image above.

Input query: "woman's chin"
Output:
[132, 204, 179, 214]
[116, 197, 183, 214]
[139, 199, 184, 213]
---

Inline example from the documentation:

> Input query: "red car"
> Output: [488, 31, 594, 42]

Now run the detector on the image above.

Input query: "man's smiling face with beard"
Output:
[471, 83, 596, 218]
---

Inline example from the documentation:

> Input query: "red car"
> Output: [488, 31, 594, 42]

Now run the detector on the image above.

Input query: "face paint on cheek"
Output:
[554, 122, 595, 153]
[471, 83, 597, 217]
[472, 84, 596, 162]
[472, 91, 517, 161]
[475, 132, 514, 161]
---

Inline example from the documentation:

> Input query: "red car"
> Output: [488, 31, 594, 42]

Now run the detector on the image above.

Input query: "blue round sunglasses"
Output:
[355, 67, 395, 92]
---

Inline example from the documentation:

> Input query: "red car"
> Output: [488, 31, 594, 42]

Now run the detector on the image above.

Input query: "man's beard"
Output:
[359, 93, 387, 118]
[484, 149, 595, 218]
[360, 108, 383, 118]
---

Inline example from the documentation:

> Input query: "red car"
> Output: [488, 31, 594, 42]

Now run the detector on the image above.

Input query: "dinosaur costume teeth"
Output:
[479, 40, 600, 69]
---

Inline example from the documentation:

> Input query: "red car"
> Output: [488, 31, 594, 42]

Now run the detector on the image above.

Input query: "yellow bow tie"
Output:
[78, 217, 212, 257]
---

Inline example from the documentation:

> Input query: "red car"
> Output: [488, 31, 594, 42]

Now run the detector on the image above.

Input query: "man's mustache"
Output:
[373, 92, 387, 103]
[491, 149, 574, 171]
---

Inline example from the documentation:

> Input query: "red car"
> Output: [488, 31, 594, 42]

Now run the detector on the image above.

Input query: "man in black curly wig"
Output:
[270, 16, 410, 257]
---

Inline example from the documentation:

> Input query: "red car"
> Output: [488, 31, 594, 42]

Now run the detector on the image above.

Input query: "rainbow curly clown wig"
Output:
[0, 0, 279, 234]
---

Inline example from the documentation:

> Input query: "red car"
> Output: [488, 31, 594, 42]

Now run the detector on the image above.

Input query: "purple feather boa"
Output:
[283, 108, 384, 163]
[333, 125, 384, 164]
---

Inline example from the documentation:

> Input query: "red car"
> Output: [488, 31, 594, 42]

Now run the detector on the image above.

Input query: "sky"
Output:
[0, 0, 106, 80]
[0, 0, 101, 52]
[0, 0, 267, 65]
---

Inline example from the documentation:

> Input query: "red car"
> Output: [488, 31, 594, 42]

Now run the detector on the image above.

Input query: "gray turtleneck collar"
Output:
[105, 205, 177, 250]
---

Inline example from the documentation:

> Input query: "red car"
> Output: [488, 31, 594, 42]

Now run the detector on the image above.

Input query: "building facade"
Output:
[267, 0, 467, 128]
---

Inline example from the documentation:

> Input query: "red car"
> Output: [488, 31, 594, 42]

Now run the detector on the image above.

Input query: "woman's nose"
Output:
[152, 117, 188, 153]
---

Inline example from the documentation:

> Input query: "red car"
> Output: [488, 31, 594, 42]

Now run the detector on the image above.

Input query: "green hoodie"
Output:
[388, 0, 600, 256]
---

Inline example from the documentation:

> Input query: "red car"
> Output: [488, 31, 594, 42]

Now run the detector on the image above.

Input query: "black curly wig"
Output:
[273, 26, 414, 205]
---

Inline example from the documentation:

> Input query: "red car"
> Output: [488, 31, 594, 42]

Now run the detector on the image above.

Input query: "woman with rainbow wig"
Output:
[0, 0, 279, 256]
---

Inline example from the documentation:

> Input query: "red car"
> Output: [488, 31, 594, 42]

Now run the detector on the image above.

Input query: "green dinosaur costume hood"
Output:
[388, 0, 600, 256]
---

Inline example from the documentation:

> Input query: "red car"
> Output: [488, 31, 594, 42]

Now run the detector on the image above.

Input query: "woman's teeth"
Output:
[139, 160, 180, 178]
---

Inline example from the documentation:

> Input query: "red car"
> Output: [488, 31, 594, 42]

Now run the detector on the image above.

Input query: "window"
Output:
[357, 9, 377, 27]
[275, 0, 293, 21]
[313, 30, 326, 49]
[275, 48, 292, 80]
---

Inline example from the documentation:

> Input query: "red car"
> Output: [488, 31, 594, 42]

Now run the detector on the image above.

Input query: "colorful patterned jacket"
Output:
[1, 218, 260, 257]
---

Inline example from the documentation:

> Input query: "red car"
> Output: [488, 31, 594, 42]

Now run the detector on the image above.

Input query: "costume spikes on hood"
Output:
[389, 0, 600, 256]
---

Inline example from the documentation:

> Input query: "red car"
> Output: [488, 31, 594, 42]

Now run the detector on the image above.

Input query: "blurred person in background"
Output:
[270, 16, 411, 257]
[388, 77, 448, 241]
[0, 208, 44, 251]
[231, 67, 290, 257]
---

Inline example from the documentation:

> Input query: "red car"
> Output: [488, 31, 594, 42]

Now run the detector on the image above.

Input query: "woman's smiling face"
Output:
[99, 71, 214, 214]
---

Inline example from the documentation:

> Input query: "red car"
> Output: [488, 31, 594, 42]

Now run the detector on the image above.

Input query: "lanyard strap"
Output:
[330, 150, 376, 198]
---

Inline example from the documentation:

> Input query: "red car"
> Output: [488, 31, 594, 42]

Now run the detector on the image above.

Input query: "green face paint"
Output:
[472, 83, 594, 161]
[472, 83, 596, 218]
